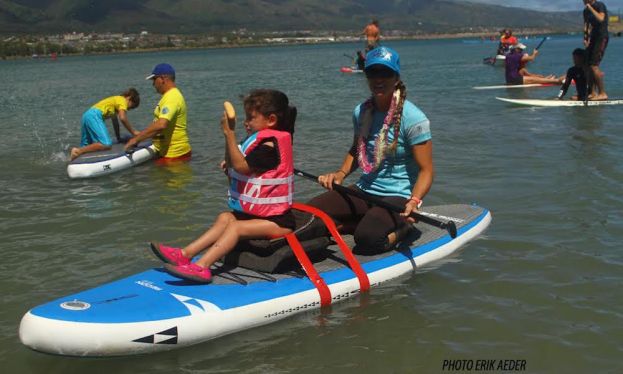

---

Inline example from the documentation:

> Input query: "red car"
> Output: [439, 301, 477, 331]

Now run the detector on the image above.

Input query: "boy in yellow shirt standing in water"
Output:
[125, 63, 191, 163]
[70, 88, 140, 160]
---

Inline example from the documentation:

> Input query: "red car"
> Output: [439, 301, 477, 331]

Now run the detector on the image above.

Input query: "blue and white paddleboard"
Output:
[67, 140, 157, 179]
[19, 204, 491, 357]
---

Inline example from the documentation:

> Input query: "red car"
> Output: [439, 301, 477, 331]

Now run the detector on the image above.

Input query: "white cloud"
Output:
[460, 0, 623, 12]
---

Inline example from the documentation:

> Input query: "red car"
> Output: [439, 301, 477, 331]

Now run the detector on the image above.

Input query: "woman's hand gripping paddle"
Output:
[294, 169, 458, 238]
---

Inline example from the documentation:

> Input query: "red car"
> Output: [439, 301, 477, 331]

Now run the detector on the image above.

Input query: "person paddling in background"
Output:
[125, 63, 191, 163]
[497, 29, 518, 55]
[583, 0, 609, 100]
[558, 48, 589, 101]
[362, 19, 381, 51]
[308, 47, 433, 254]
[505, 43, 563, 86]
[151, 90, 297, 283]
[355, 50, 366, 70]
[70, 88, 140, 160]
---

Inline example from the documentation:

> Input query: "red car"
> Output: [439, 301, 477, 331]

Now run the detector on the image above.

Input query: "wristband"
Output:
[408, 196, 423, 209]
[336, 170, 347, 176]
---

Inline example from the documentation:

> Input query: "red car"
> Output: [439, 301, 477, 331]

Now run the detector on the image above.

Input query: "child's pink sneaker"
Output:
[164, 263, 212, 283]
[150, 242, 191, 266]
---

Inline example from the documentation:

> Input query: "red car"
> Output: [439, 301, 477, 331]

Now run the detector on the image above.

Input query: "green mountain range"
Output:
[0, 0, 581, 34]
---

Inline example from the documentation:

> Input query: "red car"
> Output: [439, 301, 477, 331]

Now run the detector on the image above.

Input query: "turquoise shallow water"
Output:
[1, 36, 623, 373]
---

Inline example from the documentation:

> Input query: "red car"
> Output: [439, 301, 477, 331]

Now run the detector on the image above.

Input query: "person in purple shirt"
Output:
[505, 44, 563, 86]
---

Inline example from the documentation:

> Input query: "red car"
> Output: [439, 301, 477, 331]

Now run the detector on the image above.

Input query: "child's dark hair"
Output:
[243, 89, 297, 136]
[572, 48, 586, 60]
[121, 88, 140, 109]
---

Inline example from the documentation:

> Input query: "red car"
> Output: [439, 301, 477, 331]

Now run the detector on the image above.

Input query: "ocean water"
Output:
[1, 36, 622, 373]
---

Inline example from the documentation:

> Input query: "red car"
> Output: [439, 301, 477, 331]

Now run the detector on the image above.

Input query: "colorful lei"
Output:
[357, 85, 404, 173]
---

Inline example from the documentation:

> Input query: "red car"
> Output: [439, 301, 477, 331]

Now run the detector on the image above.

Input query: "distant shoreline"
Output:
[0, 29, 594, 61]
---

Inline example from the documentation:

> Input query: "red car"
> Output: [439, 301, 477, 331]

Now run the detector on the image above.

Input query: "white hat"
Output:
[515, 43, 527, 50]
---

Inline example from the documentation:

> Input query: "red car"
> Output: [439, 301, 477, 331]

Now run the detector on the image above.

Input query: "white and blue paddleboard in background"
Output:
[496, 97, 623, 107]
[67, 140, 157, 179]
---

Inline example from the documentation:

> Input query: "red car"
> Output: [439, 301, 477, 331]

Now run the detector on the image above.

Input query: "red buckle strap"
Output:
[292, 203, 370, 293]
[284, 233, 332, 307]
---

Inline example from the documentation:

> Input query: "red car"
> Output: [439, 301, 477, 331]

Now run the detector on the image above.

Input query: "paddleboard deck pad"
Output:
[496, 97, 623, 107]
[67, 140, 157, 179]
[19, 204, 491, 357]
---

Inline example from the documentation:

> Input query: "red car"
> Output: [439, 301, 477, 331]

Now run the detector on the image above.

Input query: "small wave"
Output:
[50, 151, 69, 163]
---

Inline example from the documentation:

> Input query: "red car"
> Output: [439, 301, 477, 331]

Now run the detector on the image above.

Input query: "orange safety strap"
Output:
[292, 202, 370, 292]
[284, 233, 332, 307]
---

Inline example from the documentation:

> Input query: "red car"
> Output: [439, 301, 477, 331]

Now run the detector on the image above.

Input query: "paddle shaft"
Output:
[535, 36, 548, 50]
[294, 169, 457, 238]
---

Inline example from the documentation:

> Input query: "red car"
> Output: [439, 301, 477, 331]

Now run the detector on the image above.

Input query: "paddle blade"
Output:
[446, 221, 457, 238]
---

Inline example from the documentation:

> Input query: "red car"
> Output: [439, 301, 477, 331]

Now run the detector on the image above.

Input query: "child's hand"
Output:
[70, 147, 81, 161]
[221, 112, 234, 134]
[220, 160, 229, 175]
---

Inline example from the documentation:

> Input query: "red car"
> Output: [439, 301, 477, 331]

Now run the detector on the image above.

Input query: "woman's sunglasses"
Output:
[365, 66, 397, 79]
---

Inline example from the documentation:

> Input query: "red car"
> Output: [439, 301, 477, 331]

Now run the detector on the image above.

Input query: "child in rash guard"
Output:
[558, 48, 589, 101]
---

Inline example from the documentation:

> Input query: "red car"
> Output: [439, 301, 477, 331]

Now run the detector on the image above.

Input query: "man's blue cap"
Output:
[364, 47, 400, 75]
[145, 63, 175, 80]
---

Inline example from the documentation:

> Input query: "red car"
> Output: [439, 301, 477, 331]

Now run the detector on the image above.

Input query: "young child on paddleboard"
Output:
[70, 88, 140, 160]
[151, 89, 297, 283]
[558, 48, 589, 101]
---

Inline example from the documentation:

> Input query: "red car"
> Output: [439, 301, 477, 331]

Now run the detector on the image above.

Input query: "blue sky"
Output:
[463, 0, 623, 12]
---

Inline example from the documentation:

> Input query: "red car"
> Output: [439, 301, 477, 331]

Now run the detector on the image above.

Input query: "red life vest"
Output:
[227, 129, 293, 217]
[501, 36, 518, 47]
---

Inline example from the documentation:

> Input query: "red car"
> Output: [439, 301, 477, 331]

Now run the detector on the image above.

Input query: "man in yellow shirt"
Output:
[125, 63, 191, 163]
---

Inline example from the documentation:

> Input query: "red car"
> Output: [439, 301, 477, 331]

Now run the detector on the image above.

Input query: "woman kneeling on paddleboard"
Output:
[151, 89, 297, 283]
[309, 46, 434, 254]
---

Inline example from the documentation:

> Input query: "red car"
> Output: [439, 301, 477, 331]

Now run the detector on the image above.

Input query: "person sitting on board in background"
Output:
[362, 19, 381, 52]
[519, 59, 561, 81]
[583, 0, 609, 100]
[505, 43, 563, 86]
[69, 88, 140, 160]
[150, 89, 297, 283]
[355, 50, 366, 70]
[497, 29, 518, 55]
[558, 48, 589, 101]
[308, 46, 433, 255]
[124, 63, 191, 164]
